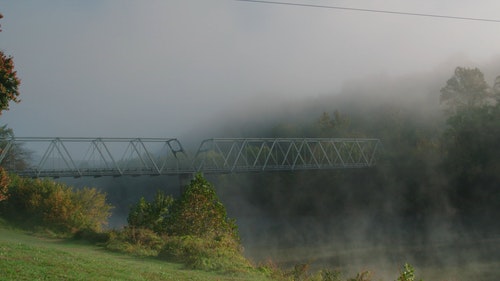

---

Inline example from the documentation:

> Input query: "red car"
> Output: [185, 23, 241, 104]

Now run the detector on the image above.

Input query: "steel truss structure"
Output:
[193, 138, 380, 173]
[0, 137, 380, 178]
[0, 137, 188, 177]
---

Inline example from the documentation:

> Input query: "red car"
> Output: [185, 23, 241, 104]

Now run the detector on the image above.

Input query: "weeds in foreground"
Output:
[255, 260, 422, 281]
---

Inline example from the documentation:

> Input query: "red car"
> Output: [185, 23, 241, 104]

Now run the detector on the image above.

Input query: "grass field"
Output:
[3, 221, 500, 281]
[0, 225, 271, 281]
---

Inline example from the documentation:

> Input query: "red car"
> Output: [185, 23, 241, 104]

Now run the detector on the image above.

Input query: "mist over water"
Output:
[214, 173, 500, 281]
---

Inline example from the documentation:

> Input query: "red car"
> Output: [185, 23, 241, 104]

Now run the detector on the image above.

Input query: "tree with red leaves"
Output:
[0, 13, 21, 115]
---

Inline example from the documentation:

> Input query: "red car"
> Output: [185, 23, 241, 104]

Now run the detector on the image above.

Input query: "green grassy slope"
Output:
[0, 225, 271, 281]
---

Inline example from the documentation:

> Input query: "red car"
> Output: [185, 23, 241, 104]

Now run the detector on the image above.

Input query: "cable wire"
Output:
[236, 0, 500, 23]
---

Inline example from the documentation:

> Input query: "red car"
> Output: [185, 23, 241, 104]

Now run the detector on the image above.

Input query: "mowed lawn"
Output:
[0, 226, 271, 281]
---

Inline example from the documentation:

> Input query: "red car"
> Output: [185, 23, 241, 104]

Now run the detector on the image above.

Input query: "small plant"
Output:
[397, 263, 422, 281]
[256, 259, 288, 280]
[348, 271, 372, 281]
[291, 263, 310, 281]
[318, 269, 343, 281]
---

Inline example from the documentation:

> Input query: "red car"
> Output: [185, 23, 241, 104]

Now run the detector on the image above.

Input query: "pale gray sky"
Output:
[1, 0, 500, 138]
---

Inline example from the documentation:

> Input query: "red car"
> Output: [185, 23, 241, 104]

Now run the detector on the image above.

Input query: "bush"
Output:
[167, 174, 239, 240]
[0, 168, 10, 202]
[73, 228, 111, 244]
[158, 234, 251, 273]
[125, 173, 240, 241]
[0, 174, 112, 235]
[397, 263, 422, 281]
[127, 190, 174, 234]
[106, 227, 165, 256]
[72, 187, 113, 232]
[121, 174, 248, 273]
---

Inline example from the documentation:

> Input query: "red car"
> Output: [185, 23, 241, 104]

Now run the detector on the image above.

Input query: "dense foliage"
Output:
[167, 174, 239, 239]
[0, 174, 113, 234]
[110, 174, 246, 272]
[126, 174, 238, 239]
[127, 190, 174, 234]
[441, 94, 500, 230]
[0, 167, 9, 201]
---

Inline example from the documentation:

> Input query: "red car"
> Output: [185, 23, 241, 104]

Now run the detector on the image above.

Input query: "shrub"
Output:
[106, 227, 165, 256]
[318, 269, 343, 281]
[127, 190, 174, 234]
[159, 174, 246, 272]
[71, 187, 113, 232]
[125, 174, 238, 240]
[0, 174, 112, 235]
[0, 167, 10, 202]
[167, 174, 239, 240]
[256, 259, 288, 280]
[122, 174, 248, 273]
[347, 271, 372, 281]
[158, 234, 251, 273]
[397, 263, 422, 281]
[73, 228, 111, 244]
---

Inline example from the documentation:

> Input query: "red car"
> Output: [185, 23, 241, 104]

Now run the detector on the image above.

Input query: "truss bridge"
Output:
[0, 137, 381, 178]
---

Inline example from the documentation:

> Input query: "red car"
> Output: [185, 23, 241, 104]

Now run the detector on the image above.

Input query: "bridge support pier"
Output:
[178, 173, 193, 194]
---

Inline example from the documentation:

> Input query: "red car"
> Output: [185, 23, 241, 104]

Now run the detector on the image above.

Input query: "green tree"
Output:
[168, 174, 238, 239]
[0, 125, 30, 170]
[0, 13, 24, 186]
[494, 75, 500, 101]
[440, 67, 492, 114]
[127, 190, 174, 234]
[0, 125, 30, 202]
[440, 68, 500, 228]
[442, 105, 500, 223]
[1, 175, 112, 233]
[315, 110, 350, 137]
[0, 13, 21, 114]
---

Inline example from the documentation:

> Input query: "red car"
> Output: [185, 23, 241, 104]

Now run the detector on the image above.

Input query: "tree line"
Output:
[211, 66, 500, 245]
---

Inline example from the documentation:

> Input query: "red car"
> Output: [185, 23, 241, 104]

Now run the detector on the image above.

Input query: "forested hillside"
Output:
[198, 66, 500, 252]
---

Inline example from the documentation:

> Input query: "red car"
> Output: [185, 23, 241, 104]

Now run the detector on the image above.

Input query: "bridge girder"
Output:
[0, 137, 380, 178]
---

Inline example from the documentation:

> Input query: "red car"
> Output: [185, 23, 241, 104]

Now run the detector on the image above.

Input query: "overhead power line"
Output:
[236, 0, 500, 23]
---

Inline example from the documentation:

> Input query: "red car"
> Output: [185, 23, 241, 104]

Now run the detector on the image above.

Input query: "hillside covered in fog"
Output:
[186, 63, 500, 249]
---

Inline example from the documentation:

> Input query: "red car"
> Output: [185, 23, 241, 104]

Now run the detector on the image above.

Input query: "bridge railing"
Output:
[0, 137, 381, 177]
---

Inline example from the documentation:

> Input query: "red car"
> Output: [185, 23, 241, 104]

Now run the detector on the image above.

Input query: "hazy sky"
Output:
[1, 0, 500, 138]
